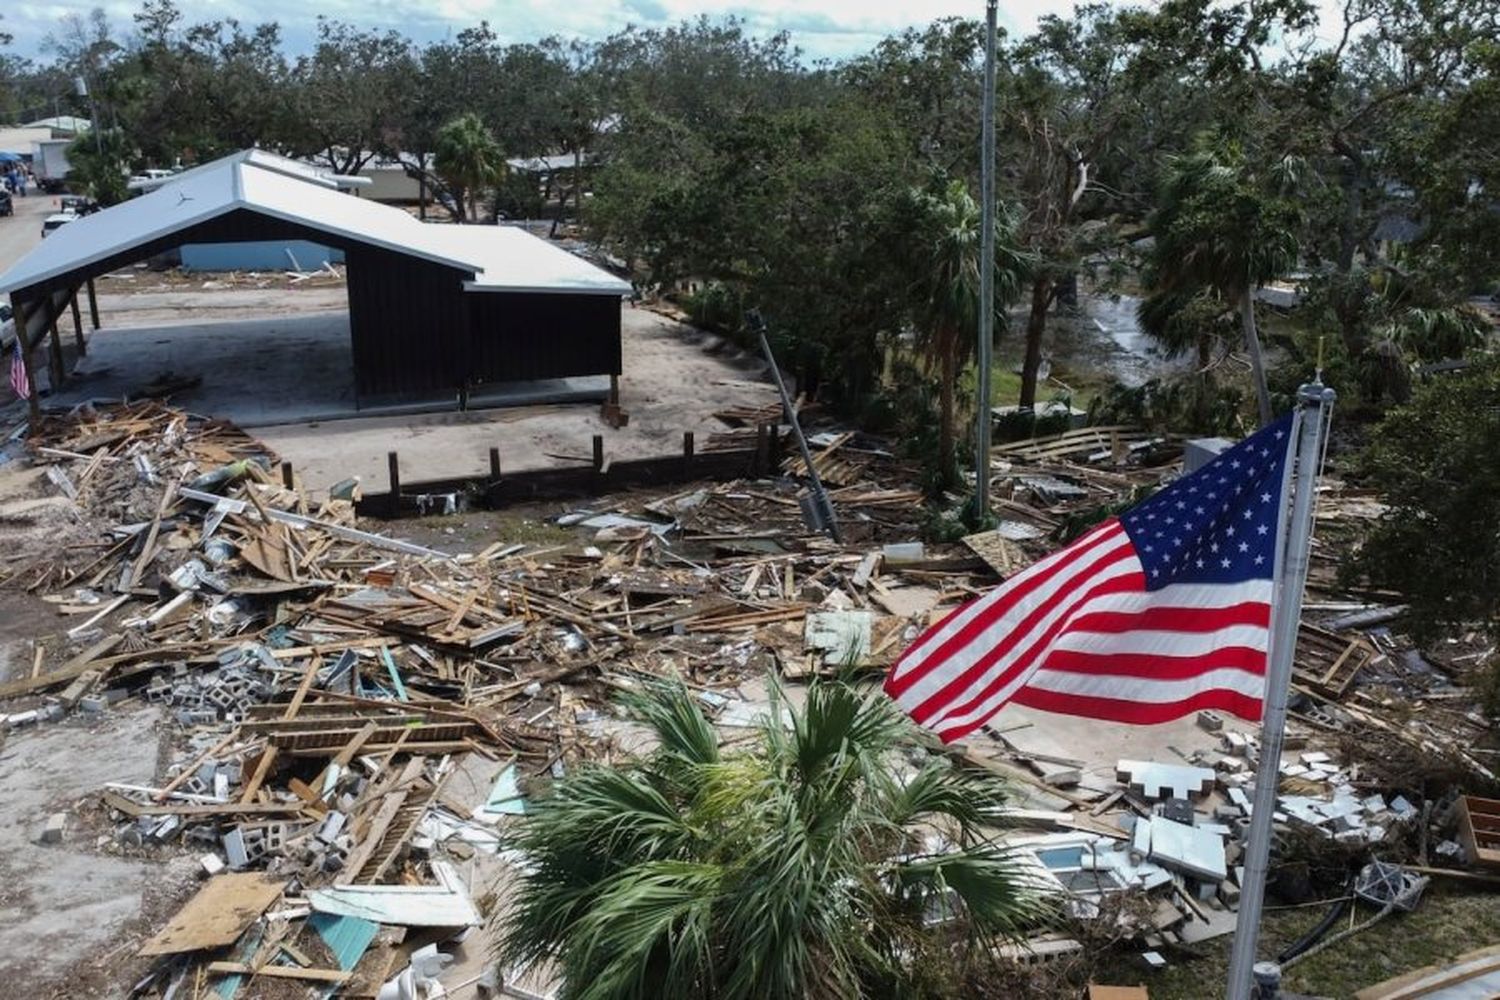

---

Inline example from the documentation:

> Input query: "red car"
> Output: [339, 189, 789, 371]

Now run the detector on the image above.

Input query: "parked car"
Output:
[58, 194, 98, 215]
[0, 189, 11, 216]
[41, 211, 76, 238]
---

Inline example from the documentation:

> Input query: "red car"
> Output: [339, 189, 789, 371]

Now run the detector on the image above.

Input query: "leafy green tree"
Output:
[899, 178, 1029, 489]
[1137, 137, 1301, 424]
[1350, 359, 1500, 650]
[287, 19, 417, 175]
[66, 127, 130, 204]
[434, 112, 506, 223]
[501, 678, 1045, 999]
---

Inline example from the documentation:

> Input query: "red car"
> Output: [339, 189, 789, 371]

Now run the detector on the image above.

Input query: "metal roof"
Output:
[0, 149, 629, 297]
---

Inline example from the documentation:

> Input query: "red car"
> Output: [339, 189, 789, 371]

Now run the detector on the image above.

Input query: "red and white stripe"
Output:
[9, 339, 29, 400]
[883, 518, 1271, 743]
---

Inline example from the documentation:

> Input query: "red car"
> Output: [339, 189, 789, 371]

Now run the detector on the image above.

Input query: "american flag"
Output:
[9, 338, 28, 400]
[885, 414, 1295, 742]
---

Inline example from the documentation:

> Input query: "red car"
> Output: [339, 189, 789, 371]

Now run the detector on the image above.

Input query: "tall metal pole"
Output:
[974, 0, 998, 522]
[1225, 382, 1336, 1000]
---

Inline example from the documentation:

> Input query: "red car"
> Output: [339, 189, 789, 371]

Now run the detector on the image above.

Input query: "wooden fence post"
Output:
[387, 452, 401, 518]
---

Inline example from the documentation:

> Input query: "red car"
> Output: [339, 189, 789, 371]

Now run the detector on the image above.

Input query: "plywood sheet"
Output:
[138, 872, 283, 956]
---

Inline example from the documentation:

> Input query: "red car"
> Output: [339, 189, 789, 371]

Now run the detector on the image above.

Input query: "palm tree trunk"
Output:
[1239, 289, 1273, 425]
[1019, 276, 1052, 409]
[938, 328, 956, 487]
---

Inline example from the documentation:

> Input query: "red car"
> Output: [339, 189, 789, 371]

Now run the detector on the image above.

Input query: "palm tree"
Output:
[1137, 139, 1301, 425]
[901, 179, 1028, 489]
[434, 113, 506, 223]
[500, 678, 1046, 1000]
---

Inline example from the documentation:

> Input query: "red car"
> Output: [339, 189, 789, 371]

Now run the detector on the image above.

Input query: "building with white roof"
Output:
[0, 149, 630, 410]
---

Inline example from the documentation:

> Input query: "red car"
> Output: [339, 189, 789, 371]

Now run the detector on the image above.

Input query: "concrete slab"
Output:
[258, 306, 777, 494]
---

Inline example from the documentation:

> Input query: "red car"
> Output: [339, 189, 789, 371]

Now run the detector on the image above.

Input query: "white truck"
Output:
[31, 138, 74, 192]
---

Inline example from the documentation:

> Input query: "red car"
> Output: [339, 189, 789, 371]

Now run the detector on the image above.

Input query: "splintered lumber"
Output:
[204, 963, 351, 984]
[0, 633, 123, 699]
[282, 655, 323, 719]
[238, 746, 279, 804]
[138, 873, 283, 956]
[179, 486, 451, 559]
[103, 790, 308, 819]
[337, 758, 424, 885]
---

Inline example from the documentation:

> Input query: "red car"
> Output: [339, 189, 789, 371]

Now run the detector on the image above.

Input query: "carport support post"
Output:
[46, 310, 64, 392]
[592, 435, 605, 474]
[609, 373, 620, 407]
[386, 452, 401, 518]
[86, 278, 99, 329]
[489, 448, 501, 481]
[69, 288, 85, 356]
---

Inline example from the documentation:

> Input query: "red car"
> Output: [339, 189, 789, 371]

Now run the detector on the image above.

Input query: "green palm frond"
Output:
[620, 678, 721, 768]
[500, 677, 1054, 999]
[567, 860, 723, 1000]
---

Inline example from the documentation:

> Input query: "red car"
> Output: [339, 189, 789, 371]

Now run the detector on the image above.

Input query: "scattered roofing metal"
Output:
[309, 912, 379, 971]
[306, 860, 480, 927]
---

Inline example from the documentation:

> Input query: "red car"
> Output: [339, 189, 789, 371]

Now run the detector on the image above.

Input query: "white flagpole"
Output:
[1226, 382, 1336, 1000]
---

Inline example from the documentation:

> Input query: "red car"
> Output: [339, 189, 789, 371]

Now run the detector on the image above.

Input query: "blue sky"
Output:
[5, 0, 1346, 63]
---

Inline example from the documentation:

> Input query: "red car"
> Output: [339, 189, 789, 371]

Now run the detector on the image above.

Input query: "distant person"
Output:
[15, 170, 26, 197]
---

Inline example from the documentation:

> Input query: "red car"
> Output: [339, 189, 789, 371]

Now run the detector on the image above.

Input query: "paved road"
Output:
[0, 190, 56, 274]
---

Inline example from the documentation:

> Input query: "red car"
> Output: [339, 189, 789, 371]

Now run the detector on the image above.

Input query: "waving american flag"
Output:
[9, 338, 28, 400]
[886, 414, 1295, 742]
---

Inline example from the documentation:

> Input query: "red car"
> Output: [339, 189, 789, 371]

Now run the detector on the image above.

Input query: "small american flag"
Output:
[885, 414, 1295, 742]
[9, 338, 29, 400]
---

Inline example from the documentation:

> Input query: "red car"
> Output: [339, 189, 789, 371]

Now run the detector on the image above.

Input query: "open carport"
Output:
[0, 149, 630, 421]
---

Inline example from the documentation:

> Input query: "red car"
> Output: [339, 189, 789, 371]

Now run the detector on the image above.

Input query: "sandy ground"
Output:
[0, 706, 163, 988]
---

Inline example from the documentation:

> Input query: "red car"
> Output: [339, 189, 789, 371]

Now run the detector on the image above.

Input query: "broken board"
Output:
[137, 872, 283, 956]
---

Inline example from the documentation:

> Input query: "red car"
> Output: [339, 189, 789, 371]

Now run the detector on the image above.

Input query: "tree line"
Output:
[1, 0, 1497, 622]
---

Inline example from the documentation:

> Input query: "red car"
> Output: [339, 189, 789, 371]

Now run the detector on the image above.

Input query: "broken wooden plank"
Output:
[138, 873, 283, 956]
[204, 962, 351, 984]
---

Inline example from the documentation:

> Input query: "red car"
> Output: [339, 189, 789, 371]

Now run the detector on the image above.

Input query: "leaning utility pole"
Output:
[974, 0, 999, 522]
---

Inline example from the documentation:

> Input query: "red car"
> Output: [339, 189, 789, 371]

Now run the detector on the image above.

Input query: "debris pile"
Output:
[0, 404, 1495, 995]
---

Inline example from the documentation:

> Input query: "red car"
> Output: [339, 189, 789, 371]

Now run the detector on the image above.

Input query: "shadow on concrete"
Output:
[46, 311, 606, 428]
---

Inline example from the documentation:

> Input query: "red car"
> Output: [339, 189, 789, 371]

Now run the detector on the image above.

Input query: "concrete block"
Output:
[1197, 710, 1224, 732]
[104, 687, 129, 704]
[42, 812, 66, 844]
[79, 694, 108, 713]
[223, 827, 250, 869]
[317, 811, 346, 845]
[200, 853, 226, 877]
